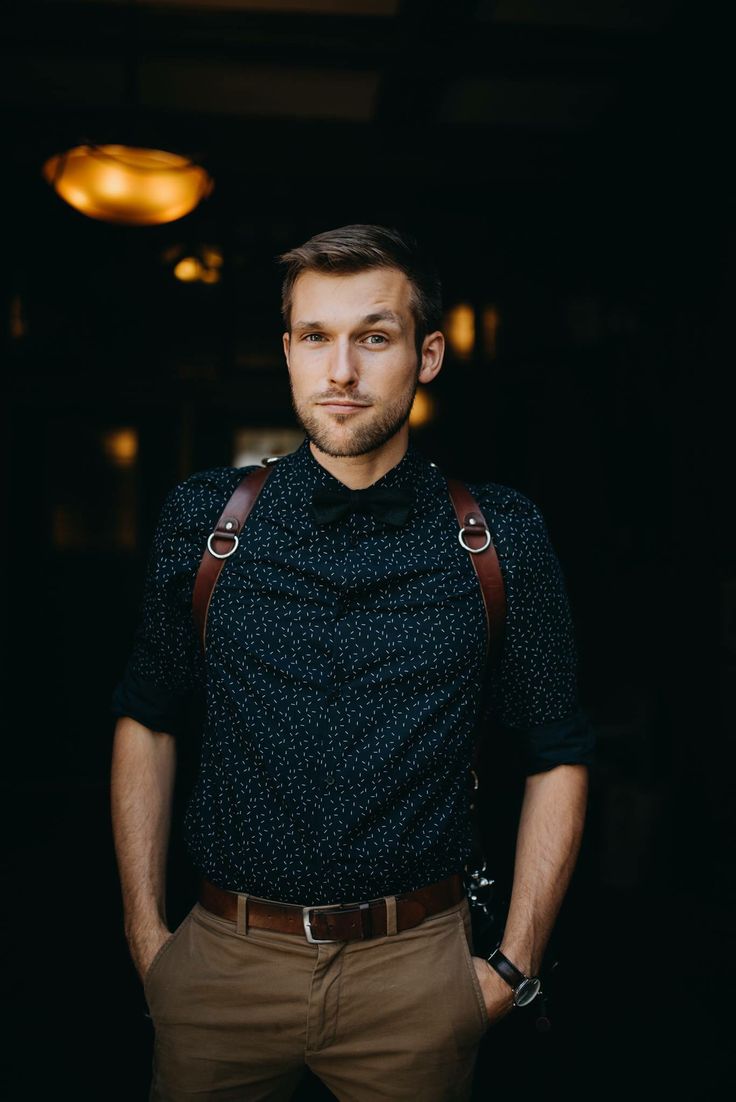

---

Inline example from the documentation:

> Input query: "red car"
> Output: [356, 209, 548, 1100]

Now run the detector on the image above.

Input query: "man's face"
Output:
[283, 267, 439, 458]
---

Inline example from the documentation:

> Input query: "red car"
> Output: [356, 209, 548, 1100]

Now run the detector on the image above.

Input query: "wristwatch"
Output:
[486, 948, 542, 1008]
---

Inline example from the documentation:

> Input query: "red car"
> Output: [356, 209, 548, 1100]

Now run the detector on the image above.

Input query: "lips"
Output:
[318, 402, 368, 409]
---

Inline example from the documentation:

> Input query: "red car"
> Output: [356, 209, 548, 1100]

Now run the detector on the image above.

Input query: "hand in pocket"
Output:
[471, 955, 515, 1027]
[131, 923, 174, 985]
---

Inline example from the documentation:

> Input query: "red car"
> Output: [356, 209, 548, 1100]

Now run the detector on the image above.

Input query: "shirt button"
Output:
[324, 775, 335, 787]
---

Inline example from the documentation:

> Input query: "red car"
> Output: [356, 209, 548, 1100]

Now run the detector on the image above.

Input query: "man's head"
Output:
[279, 224, 443, 364]
[278, 224, 445, 459]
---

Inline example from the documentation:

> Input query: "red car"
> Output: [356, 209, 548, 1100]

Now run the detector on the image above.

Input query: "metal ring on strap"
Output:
[206, 531, 240, 560]
[458, 526, 491, 553]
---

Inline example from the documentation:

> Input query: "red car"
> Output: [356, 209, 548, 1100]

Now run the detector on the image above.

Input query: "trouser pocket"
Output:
[454, 903, 490, 1036]
[329, 898, 489, 1062]
[142, 907, 196, 1013]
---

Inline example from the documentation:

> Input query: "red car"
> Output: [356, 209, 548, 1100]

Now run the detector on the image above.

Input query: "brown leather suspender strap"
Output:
[192, 462, 277, 654]
[445, 476, 506, 670]
[444, 476, 506, 804]
[191, 459, 506, 674]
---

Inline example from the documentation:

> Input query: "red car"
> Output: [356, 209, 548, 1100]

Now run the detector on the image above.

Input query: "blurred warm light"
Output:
[170, 244, 223, 284]
[482, 304, 500, 359]
[101, 428, 138, 469]
[42, 144, 214, 226]
[199, 266, 222, 284]
[161, 244, 183, 265]
[409, 386, 436, 428]
[201, 245, 223, 269]
[174, 256, 204, 282]
[446, 303, 475, 359]
[10, 294, 27, 340]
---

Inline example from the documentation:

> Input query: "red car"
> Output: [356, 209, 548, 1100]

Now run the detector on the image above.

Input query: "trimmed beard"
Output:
[288, 369, 420, 459]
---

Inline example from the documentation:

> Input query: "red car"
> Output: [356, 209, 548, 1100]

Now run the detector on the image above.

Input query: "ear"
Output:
[418, 330, 445, 384]
[282, 332, 291, 367]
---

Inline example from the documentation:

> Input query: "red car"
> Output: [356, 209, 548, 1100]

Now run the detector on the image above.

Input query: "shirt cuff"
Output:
[110, 667, 192, 736]
[505, 707, 597, 776]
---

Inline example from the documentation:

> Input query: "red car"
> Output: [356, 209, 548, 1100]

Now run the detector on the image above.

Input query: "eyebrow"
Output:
[292, 311, 405, 333]
[362, 311, 404, 329]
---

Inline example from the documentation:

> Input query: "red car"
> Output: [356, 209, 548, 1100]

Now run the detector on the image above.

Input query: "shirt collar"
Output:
[268, 436, 445, 530]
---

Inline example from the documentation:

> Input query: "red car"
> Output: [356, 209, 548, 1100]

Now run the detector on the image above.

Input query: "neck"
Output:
[308, 430, 409, 490]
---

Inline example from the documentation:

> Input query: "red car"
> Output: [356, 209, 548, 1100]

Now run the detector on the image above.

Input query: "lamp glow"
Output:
[482, 305, 500, 359]
[174, 257, 204, 282]
[409, 386, 436, 428]
[446, 304, 475, 359]
[101, 428, 138, 468]
[42, 144, 214, 226]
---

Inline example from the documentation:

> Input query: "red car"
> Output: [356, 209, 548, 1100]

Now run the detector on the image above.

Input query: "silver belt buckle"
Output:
[302, 904, 343, 944]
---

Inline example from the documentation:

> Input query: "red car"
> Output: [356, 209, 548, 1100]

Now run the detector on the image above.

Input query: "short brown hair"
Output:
[277, 224, 443, 363]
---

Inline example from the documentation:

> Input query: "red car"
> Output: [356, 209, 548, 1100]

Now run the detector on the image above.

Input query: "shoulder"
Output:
[158, 464, 263, 531]
[463, 478, 546, 532]
[462, 478, 556, 573]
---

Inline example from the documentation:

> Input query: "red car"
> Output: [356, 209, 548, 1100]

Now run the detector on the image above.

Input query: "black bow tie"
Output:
[310, 485, 415, 527]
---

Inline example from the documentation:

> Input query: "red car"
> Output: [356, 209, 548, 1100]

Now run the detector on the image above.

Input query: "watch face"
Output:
[514, 977, 542, 1007]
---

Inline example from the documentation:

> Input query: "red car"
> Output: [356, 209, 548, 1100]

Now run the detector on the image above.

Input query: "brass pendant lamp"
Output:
[42, 2, 213, 226]
[42, 143, 213, 226]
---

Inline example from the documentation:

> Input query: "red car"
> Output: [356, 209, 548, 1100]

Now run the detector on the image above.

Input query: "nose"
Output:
[327, 337, 360, 390]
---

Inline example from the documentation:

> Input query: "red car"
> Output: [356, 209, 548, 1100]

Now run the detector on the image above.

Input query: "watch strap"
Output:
[487, 948, 528, 989]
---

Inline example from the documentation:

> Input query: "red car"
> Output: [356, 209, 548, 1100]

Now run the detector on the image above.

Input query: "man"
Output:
[110, 224, 595, 1102]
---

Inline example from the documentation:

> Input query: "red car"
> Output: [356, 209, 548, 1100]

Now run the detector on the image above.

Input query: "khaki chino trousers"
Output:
[143, 890, 490, 1102]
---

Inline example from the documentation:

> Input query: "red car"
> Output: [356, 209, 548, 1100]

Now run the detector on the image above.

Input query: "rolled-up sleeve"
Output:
[111, 478, 207, 736]
[486, 491, 596, 775]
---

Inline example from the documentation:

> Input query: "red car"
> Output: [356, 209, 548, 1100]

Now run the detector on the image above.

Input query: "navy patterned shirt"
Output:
[111, 436, 595, 905]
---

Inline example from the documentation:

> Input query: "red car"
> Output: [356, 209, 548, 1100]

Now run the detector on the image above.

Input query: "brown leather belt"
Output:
[199, 873, 466, 944]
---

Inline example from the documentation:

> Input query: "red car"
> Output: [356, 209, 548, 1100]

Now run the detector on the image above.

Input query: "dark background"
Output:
[3, 1, 733, 1098]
